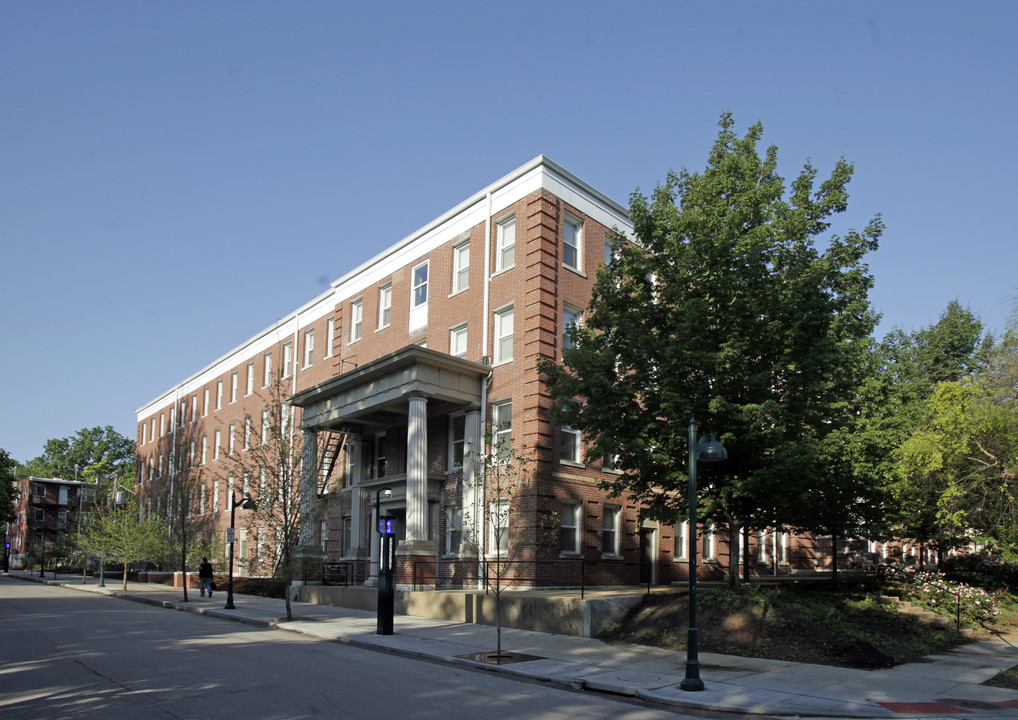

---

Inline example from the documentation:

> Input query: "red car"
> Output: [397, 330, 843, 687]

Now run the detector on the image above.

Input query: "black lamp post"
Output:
[680, 415, 727, 692]
[225, 493, 257, 610]
[375, 487, 393, 634]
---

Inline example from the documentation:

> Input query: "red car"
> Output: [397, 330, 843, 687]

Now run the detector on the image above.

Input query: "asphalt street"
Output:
[0, 578, 716, 720]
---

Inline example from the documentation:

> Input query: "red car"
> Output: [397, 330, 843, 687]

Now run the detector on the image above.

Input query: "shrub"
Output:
[881, 563, 1001, 626]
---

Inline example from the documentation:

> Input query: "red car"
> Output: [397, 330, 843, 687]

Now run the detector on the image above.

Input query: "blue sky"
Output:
[2, 2, 1016, 464]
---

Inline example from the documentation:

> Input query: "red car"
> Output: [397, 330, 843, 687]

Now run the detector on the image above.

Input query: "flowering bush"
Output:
[881, 563, 1002, 626]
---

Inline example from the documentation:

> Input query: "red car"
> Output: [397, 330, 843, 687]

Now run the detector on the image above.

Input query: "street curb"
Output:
[8, 574, 603, 698]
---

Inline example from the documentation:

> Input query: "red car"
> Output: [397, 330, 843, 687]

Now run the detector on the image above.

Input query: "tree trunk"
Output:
[181, 547, 189, 602]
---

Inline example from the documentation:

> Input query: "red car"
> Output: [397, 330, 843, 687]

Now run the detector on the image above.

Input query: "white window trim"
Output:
[304, 329, 314, 367]
[488, 498, 510, 555]
[283, 341, 293, 378]
[493, 305, 514, 365]
[602, 505, 621, 557]
[349, 298, 363, 343]
[378, 284, 392, 330]
[409, 261, 429, 331]
[451, 239, 470, 294]
[448, 412, 465, 471]
[560, 426, 582, 465]
[674, 520, 689, 561]
[495, 214, 515, 273]
[563, 212, 583, 273]
[450, 323, 468, 359]
[562, 305, 582, 353]
[560, 500, 581, 556]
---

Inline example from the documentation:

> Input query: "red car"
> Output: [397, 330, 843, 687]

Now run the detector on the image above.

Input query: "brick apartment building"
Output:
[136, 157, 905, 588]
[8, 475, 97, 568]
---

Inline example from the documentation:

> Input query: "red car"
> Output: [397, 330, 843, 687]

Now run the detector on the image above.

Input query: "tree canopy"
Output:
[542, 113, 884, 553]
[20, 426, 135, 488]
[0, 448, 18, 525]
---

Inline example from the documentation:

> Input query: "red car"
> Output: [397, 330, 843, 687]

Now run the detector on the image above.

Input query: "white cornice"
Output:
[137, 156, 631, 418]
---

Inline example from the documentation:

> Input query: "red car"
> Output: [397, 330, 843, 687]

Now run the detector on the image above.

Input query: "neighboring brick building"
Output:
[8, 475, 96, 568]
[136, 156, 898, 588]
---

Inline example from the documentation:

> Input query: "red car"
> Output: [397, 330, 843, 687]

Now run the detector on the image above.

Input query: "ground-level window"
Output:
[602, 505, 620, 556]
[560, 501, 580, 554]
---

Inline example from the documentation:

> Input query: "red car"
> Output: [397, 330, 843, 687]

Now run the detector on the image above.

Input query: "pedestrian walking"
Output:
[198, 557, 214, 598]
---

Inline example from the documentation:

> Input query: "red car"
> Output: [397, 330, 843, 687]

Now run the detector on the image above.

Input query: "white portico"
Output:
[289, 345, 488, 577]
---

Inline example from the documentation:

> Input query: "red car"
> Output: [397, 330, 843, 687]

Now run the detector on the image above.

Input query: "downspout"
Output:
[478, 190, 493, 589]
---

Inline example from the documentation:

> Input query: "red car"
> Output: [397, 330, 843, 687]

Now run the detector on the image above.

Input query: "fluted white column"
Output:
[461, 405, 482, 555]
[349, 436, 367, 556]
[299, 429, 317, 548]
[405, 392, 429, 545]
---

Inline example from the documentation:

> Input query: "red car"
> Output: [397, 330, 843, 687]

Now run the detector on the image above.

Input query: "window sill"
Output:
[375, 325, 390, 333]
[490, 266, 515, 279]
[601, 553, 623, 561]
[448, 288, 469, 298]
[559, 551, 582, 559]
[559, 459, 584, 469]
[563, 265, 587, 279]
[673, 556, 689, 563]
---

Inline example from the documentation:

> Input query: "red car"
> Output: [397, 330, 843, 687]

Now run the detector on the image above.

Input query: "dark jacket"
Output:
[198, 561, 213, 579]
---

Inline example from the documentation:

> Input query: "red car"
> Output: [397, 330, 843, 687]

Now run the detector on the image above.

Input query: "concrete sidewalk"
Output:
[6, 571, 1018, 719]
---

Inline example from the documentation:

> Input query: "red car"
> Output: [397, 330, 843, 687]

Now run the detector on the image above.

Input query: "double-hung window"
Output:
[378, 284, 392, 329]
[494, 306, 514, 363]
[452, 240, 469, 293]
[602, 505, 621, 556]
[283, 342, 293, 377]
[560, 426, 581, 464]
[231, 372, 238, 403]
[560, 501, 580, 554]
[350, 299, 363, 342]
[492, 400, 511, 463]
[304, 329, 314, 367]
[563, 214, 582, 271]
[450, 323, 468, 358]
[263, 353, 272, 387]
[489, 499, 510, 554]
[562, 306, 581, 351]
[449, 414, 465, 470]
[325, 318, 335, 356]
[676, 520, 689, 559]
[496, 215, 515, 271]
[246, 363, 254, 396]
[410, 261, 428, 330]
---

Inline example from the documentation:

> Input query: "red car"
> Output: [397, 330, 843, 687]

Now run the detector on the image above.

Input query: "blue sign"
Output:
[378, 517, 395, 535]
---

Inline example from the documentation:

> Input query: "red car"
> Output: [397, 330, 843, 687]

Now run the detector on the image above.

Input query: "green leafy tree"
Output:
[20, 426, 135, 487]
[0, 448, 17, 525]
[542, 113, 883, 584]
[894, 312, 1018, 557]
[878, 302, 990, 561]
[81, 501, 163, 591]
